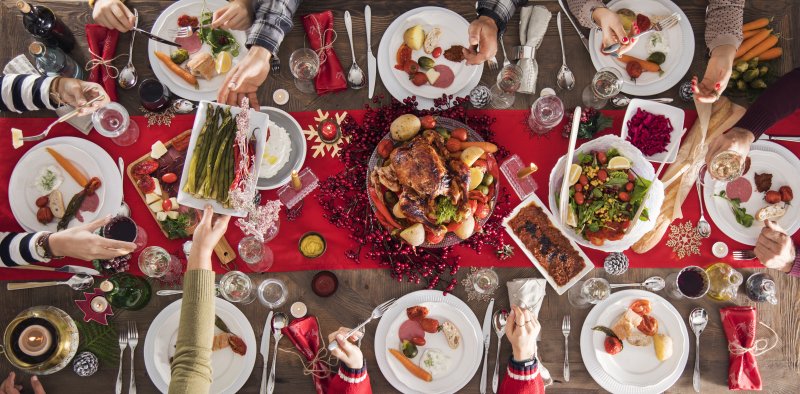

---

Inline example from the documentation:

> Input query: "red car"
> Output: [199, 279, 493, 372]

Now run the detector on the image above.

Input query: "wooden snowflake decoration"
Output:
[666, 220, 702, 259]
[302, 109, 351, 158]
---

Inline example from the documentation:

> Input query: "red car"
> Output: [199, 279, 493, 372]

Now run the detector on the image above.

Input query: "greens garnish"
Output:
[199, 11, 241, 57]
[715, 191, 754, 227]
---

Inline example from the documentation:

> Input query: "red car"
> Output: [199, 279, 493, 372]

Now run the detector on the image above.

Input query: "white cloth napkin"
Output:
[507, 278, 553, 386]
[520, 6, 552, 49]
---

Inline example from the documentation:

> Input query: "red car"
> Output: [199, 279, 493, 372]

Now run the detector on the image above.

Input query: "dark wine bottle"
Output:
[17, 1, 75, 53]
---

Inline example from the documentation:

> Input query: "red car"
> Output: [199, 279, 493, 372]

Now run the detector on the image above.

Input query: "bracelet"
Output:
[37, 232, 63, 260]
[49, 76, 64, 107]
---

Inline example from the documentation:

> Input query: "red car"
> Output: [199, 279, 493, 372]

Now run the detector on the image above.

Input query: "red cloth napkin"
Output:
[301, 11, 347, 95]
[720, 306, 761, 390]
[281, 316, 331, 394]
[85, 24, 119, 102]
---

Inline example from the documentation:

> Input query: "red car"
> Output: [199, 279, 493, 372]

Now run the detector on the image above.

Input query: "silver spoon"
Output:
[266, 312, 287, 394]
[117, 157, 131, 217]
[689, 308, 708, 393]
[118, 9, 139, 89]
[695, 177, 711, 238]
[556, 12, 575, 90]
[609, 276, 666, 291]
[491, 310, 508, 393]
[343, 11, 365, 90]
[7, 273, 94, 291]
[610, 94, 673, 107]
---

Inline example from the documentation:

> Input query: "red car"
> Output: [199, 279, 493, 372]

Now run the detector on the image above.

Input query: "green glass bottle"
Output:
[99, 273, 152, 311]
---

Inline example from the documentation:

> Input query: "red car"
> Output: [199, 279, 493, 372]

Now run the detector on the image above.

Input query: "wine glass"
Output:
[527, 93, 564, 135]
[568, 278, 611, 308]
[91, 102, 139, 146]
[219, 271, 257, 304]
[257, 278, 288, 309]
[581, 67, 623, 109]
[138, 79, 172, 112]
[101, 215, 147, 252]
[470, 268, 499, 294]
[490, 64, 523, 109]
[290, 48, 320, 94]
[137, 246, 182, 281]
[708, 150, 745, 182]
[238, 235, 274, 273]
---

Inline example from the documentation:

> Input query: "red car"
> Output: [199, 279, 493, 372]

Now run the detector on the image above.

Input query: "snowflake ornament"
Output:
[666, 220, 702, 259]
[303, 109, 351, 158]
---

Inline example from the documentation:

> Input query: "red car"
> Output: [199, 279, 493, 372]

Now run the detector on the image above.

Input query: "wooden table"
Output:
[1, 1, 799, 393]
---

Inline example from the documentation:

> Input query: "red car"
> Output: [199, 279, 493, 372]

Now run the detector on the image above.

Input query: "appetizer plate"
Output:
[148, 0, 249, 101]
[548, 135, 664, 252]
[503, 192, 594, 295]
[703, 140, 800, 245]
[580, 290, 689, 393]
[620, 99, 684, 163]
[143, 298, 256, 394]
[588, 0, 693, 96]
[375, 290, 482, 394]
[9, 138, 121, 232]
[177, 101, 267, 217]
[377, 7, 483, 110]
[256, 106, 306, 190]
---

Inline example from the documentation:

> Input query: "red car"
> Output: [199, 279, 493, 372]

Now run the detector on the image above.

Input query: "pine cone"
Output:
[73, 351, 99, 377]
[604, 252, 629, 276]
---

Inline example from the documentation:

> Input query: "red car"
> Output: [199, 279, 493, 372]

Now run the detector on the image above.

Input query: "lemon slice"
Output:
[566, 206, 577, 227]
[567, 163, 582, 185]
[215, 51, 233, 74]
[608, 156, 632, 170]
[516, 162, 538, 178]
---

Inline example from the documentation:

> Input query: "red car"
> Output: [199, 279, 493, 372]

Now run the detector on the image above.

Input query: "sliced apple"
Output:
[454, 214, 475, 240]
[392, 202, 406, 219]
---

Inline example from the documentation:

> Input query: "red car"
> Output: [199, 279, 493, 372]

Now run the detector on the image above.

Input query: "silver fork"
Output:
[602, 13, 681, 54]
[327, 298, 396, 351]
[562, 315, 570, 382]
[169, 24, 211, 38]
[733, 250, 756, 260]
[128, 321, 139, 394]
[499, 32, 510, 67]
[270, 57, 281, 76]
[116, 327, 128, 394]
[16, 94, 106, 144]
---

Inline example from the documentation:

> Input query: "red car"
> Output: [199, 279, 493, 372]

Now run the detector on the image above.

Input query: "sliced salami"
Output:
[432, 65, 455, 88]
[725, 176, 753, 203]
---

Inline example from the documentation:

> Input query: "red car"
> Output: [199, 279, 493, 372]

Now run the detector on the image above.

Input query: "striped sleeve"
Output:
[477, 0, 529, 33]
[0, 74, 58, 113]
[788, 247, 800, 278]
[0, 232, 48, 267]
[327, 363, 372, 394]
[246, 0, 302, 55]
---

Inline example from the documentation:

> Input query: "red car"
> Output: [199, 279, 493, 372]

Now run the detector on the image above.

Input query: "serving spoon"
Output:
[7, 273, 94, 291]
[609, 276, 666, 291]
[556, 12, 575, 90]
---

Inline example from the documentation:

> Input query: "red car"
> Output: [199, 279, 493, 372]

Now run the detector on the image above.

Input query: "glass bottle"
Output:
[745, 273, 778, 304]
[705, 262, 743, 301]
[29, 42, 82, 79]
[99, 273, 152, 311]
[17, 1, 75, 52]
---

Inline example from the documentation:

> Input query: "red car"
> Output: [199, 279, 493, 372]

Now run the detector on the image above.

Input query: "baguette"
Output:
[48, 190, 65, 219]
[755, 204, 786, 221]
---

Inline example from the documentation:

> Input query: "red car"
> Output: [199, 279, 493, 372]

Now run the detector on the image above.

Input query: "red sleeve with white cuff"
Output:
[327, 363, 372, 394]
[498, 356, 545, 394]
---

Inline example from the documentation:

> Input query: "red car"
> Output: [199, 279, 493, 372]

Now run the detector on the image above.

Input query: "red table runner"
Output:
[2, 109, 800, 280]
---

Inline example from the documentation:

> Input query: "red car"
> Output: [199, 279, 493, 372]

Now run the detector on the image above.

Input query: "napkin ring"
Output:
[510, 46, 536, 60]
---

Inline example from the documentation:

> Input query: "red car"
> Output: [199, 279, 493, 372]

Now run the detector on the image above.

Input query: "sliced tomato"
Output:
[396, 43, 412, 67]
[486, 154, 500, 181]
[474, 202, 491, 219]
[604, 336, 623, 355]
[629, 299, 652, 316]
[637, 315, 658, 336]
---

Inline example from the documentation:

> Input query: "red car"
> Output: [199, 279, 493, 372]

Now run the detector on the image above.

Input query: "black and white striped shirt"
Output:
[0, 232, 48, 267]
[0, 74, 57, 113]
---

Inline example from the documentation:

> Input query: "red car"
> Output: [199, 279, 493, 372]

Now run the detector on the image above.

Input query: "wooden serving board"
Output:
[126, 129, 236, 265]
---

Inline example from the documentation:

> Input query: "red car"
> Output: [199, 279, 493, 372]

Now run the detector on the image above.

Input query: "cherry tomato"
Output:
[468, 199, 478, 215]
[604, 336, 623, 355]
[35, 196, 49, 208]
[596, 151, 607, 164]
[431, 47, 443, 58]
[162, 199, 172, 211]
[598, 169, 608, 182]
[445, 138, 461, 152]
[425, 230, 445, 244]
[472, 159, 488, 172]
[637, 315, 658, 336]
[377, 139, 394, 159]
[628, 170, 635, 181]
[626, 61, 643, 79]
[451, 128, 468, 142]
[575, 192, 585, 205]
[420, 115, 436, 130]
[579, 175, 589, 186]
[625, 182, 634, 192]
[420, 318, 440, 333]
[574, 184, 583, 192]
[618, 191, 630, 202]
[410, 337, 427, 346]
[161, 173, 178, 184]
[765, 190, 781, 204]
[410, 71, 427, 86]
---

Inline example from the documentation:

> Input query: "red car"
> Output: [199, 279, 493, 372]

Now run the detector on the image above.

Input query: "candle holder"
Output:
[277, 168, 319, 209]
[2, 306, 79, 375]
[500, 154, 538, 200]
[75, 289, 114, 325]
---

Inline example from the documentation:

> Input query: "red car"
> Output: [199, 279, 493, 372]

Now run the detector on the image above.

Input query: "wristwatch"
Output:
[35, 232, 63, 260]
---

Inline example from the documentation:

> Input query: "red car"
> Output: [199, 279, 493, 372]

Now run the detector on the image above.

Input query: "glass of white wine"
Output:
[708, 150, 745, 182]
[219, 271, 257, 304]
[581, 67, 623, 109]
[290, 48, 320, 94]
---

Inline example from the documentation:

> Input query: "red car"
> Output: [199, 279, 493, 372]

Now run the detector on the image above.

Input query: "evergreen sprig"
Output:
[74, 318, 120, 366]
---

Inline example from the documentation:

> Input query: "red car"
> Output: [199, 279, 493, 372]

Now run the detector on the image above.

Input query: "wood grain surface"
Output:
[1, 1, 799, 393]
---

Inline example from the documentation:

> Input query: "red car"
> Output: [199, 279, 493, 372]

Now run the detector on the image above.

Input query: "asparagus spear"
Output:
[194, 106, 221, 194]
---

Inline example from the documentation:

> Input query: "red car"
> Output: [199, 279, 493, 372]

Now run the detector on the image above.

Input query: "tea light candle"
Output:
[273, 89, 289, 105]
[91, 296, 109, 313]
[712, 241, 729, 258]
[18, 325, 52, 357]
[291, 302, 307, 318]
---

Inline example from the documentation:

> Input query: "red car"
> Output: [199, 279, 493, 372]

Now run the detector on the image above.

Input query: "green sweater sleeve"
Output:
[168, 269, 216, 394]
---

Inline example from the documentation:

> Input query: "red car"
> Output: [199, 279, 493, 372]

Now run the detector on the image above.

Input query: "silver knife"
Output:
[259, 311, 273, 394]
[8, 264, 100, 276]
[132, 27, 181, 47]
[557, 0, 590, 53]
[479, 298, 494, 394]
[767, 135, 800, 142]
[366, 5, 377, 99]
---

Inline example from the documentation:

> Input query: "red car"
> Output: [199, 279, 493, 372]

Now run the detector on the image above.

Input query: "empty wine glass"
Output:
[138, 246, 182, 281]
[490, 64, 523, 109]
[91, 102, 139, 146]
[527, 93, 564, 135]
[581, 67, 623, 109]
[290, 48, 320, 94]
[257, 278, 288, 309]
[568, 278, 611, 308]
[219, 271, 257, 304]
[238, 235, 274, 273]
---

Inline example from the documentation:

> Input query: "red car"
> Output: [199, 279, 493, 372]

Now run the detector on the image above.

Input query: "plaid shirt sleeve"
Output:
[477, 0, 529, 33]
[246, 0, 303, 55]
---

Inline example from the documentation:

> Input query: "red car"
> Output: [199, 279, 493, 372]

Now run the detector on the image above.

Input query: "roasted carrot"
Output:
[742, 17, 771, 32]
[456, 141, 498, 153]
[740, 35, 779, 62]
[46, 147, 88, 187]
[368, 186, 401, 229]
[735, 29, 772, 58]
[743, 28, 768, 39]
[154, 51, 199, 89]
[388, 349, 433, 382]
[757, 47, 783, 61]
[617, 55, 661, 73]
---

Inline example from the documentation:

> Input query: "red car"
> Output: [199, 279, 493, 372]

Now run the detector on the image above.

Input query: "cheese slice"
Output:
[145, 193, 160, 204]
[166, 211, 180, 220]
[11, 128, 23, 149]
[151, 141, 168, 159]
[152, 178, 163, 196]
[156, 211, 168, 221]
[168, 197, 179, 210]
[149, 200, 164, 213]
[425, 68, 440, 84]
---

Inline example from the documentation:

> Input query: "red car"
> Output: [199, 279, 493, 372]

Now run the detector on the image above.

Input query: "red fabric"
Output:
[301, 11, 347, 95]
[328, 367, 372, 394]
[281, 316, 331, 394]
[328, 367, 542, 393]
[2, 109, 800, 281]
[85, 25, 119, 102]
[720, 306, 762, 390]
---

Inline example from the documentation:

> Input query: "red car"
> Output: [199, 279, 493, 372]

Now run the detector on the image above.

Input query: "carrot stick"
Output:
[740, 35, 779, 62]
[154, 51, 199, 89]
[46, 147, 88, 187]
[388, 349, 433, 382]
[735, 29, 772, 58]
[757, 47, 783, 61]
[617, 55, 661, 72]
[742, 17, 771, 32]
[743, 28, 768, 39]
[457, 141, 498, 153]
[368, 187, 402, 229]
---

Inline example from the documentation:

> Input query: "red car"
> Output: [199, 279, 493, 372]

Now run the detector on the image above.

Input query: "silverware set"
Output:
[16, 94, 106, 143]
[689, 308, 708, 393]
[491, 309, 508, 392]
[116, 322, 139, 394]
[265, 312, 287, 394]
[479, 298, 494, 394]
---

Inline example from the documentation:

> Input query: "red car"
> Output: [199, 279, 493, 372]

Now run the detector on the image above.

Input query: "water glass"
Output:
[708, 150, 745, 182]
[489, 84, 515, 109]
[581, 67, 623, 109]
[219, 271, 257, 304]
[470, 268, 499, 294]
[257, 278, 288, 309]
[238, 235, 274, 273]
[568, 278, 610, 308]
[496, 64, 523, 93]
[137, 246, 182, 281]
[527, 94, 564, 135]
[92, 102, 139, 146]
[290, 48, 320, 94]
[138, 79, 172, 112]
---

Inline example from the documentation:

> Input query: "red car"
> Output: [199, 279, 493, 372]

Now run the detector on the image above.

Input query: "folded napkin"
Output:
[301, 11, 347, 95]
[719, 306, 781, 390]
[3, 55, 38, 75]
[281, 316, 331, 394]
[85, 24, 119, 102]
[517, 6, 551, 94]
[507, 278, 552, 386]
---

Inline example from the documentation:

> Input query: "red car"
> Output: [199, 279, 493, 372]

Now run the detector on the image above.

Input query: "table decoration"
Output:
[139, 105, 178, 127]
[72, 351, 99, 377]
[85, 25, 120, 102]
[291, 302, 308, 318]
[469, 85, 491, 108]
[665, 220, 702, 258]
[304, 110, 351, 158]
[280, 316, 332, 394]
[603, 252, 630, 275]
[720, 306, 779, 390]
[560, 107, 613, 139]
[277, 168, 319, 209]
[302, 11, 347, 95]
[2, 306, 79, 375]
[500, 154, 538, 200]
[74, 289, 114, 325]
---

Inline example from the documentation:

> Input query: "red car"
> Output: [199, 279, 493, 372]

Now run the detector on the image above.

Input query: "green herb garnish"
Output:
[433, 196, 461, 225]
[162, 213, 191, 239]
[715, 191, 754, 227]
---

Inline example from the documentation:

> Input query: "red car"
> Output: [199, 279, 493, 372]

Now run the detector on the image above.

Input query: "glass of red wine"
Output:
[102, 215, 147, 253]
[92, 102, 139, 146]
[666, 266, 710, 299]
[138, 79, 172, 112]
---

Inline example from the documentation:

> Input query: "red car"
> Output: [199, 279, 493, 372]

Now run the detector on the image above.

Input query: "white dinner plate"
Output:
[588, 0, 694, 96]
[378, 7, 483, 110]
[374, 290, 482, 394]
[703, 141, 800, 245]
[148, 0, 249, 101]
[256, 106, 306, 190]
[620, 99, 685, 163]
[580, 290, 689, 394]
[9, 137, 121, 232]
[143, 298, 257, 394]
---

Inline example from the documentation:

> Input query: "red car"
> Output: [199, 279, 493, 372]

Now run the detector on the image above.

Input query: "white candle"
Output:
[18, 325, 51, 357]
[91, 296, 109, 313]
[291, 302, 307, 318]
[273, 89, 289, 105]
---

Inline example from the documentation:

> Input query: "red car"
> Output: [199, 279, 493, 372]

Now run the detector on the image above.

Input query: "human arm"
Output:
[1, 75, 108, 115]
[327, 328, 372, 394]
[753, 220, 800, 276]
[694, 0, 744, 102]
[0, 372, 45, 394]
[498, 305, 545, 394]
[566, 1, 632, 55]
[463, 0, 528, 65]
[90, 0, 135, 32]
[212, 0, 255, 31]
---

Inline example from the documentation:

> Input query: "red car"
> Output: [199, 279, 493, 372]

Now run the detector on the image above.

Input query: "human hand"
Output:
[212, 0, 254, 30]
[505, 305, 539, 361]
[693, 45, 736, 103]
[463, 16, 498, 66]
[327, 327, 364, 370]
[48, 215, 136, 261]
[92, 0, 135, 32]
[704, 126, 755, 169]
[755, 220, 797, 272]
[189, 206, 230, 266]
[1, 372, 45, 394]
[217, 46, 270, 108]
[592, 7, 633, 55]
[51, 78, 110, 116]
